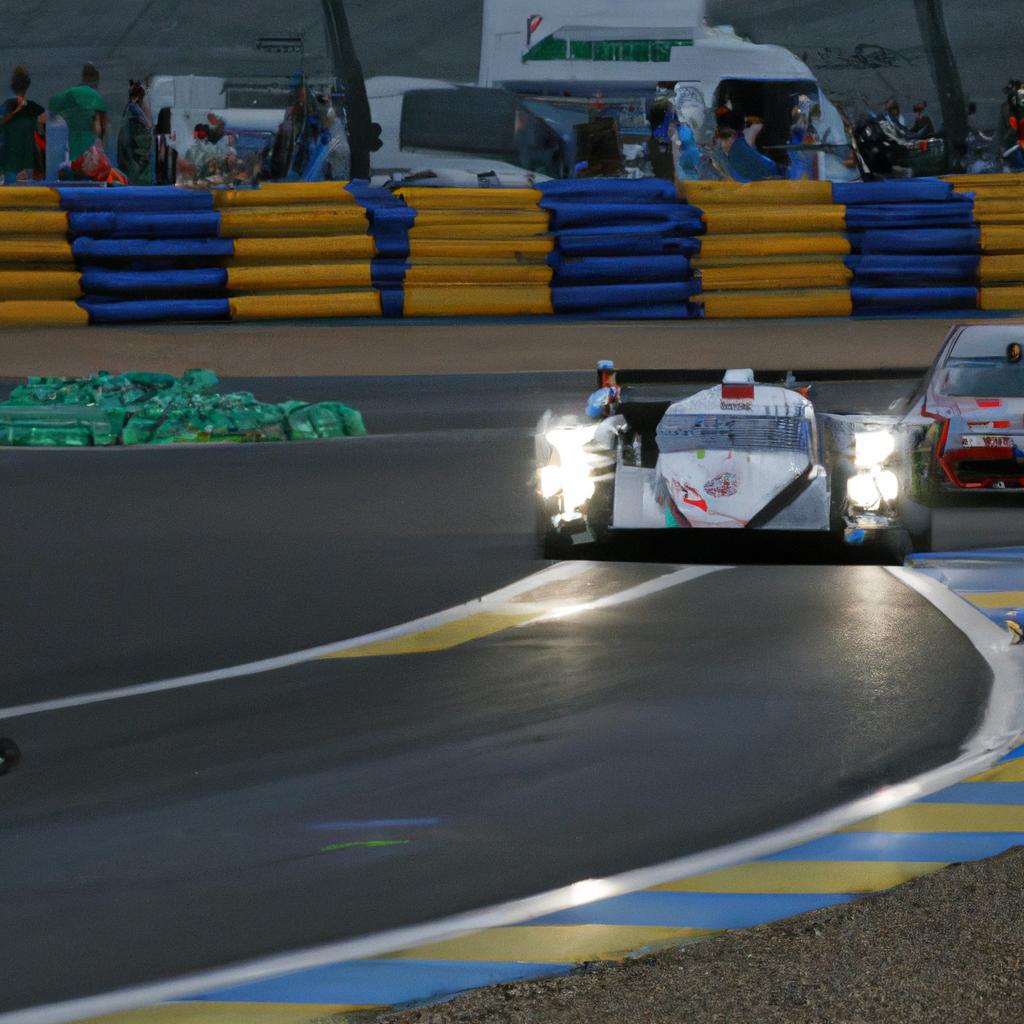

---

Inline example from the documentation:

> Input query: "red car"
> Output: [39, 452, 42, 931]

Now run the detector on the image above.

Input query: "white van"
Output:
[478, 0, 854, 180]
[367, 76, 566, 187]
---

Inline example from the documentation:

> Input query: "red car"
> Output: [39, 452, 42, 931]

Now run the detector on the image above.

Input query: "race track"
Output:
[0, 373, 1001, 1014]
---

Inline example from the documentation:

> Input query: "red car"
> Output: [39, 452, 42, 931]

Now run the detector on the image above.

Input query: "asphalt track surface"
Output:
[0, 373, 1001, 1014]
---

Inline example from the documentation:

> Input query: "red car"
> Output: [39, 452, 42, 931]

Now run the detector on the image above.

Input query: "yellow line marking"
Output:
[843, 803, 1024, 832]
[650, 860, 944, 894]
[77, 1005, 380, 1024]
[961, 591, 1024, 609]
[386, 925, 712, 963]
[320, 611, 540, 658]
[968, 759, 1024, 782]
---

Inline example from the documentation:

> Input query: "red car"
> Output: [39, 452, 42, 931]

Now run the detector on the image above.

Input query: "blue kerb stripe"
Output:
[529, 891, 850, 929]
[1000, 745, 1024, 763]
[918, 782, 1024, 805]
[763, 832, 1024, 861]
[182, 959, 573, 1005]
[909, 548, 1024, 563]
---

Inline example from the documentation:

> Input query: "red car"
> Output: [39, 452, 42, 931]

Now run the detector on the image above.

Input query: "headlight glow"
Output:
[847, 467, 899, 511]
[543, 425, 598, 511]
[855, 430, 896, 468]
[847, 472, 881, 511]
[538, 464, 563, 499]
[875, 469, 899, 502]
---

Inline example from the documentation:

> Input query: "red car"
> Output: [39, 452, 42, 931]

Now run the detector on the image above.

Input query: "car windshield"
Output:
[941, 364, 1024, 398]
[400, 87, 569, 177]
[941, 326, 1024, 396]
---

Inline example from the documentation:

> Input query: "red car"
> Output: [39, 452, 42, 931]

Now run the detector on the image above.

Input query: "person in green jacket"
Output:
[48, 62, 108, 163]
[1, 66, 44, 183]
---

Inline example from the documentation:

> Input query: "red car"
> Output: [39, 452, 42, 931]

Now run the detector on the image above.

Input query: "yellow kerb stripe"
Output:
[322, 611, 539, 658]
[968, 759, 1024, 783]
[960, 591, 1024, 609]
[844, 803, 1024, 833]
[650, 860, 943, 894]
[388, 924, 712, 964]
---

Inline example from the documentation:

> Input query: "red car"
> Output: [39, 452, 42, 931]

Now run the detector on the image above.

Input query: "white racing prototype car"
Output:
[536, 361, 927, 560]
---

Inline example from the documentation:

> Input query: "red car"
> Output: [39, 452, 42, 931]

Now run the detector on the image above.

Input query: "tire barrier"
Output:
[0, 176, 1023, 324]
[0, 369, 367, 445]
[684, 177, 1024, 318]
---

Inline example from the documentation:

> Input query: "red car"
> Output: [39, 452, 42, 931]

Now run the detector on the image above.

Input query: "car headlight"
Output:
[847, 468, 899, 511]
[875, 469, 899, 503]
[847, 472, 882, 511]
[541, 425, 598, 511]
[854, 430, 896, 469]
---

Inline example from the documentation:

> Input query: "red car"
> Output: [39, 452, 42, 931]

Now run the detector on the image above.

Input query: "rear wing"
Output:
[609, 367, 927, 387]
[586, 361, 927, 424]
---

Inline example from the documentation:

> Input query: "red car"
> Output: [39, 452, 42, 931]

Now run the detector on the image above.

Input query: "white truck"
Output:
[368, 0, 854, 185]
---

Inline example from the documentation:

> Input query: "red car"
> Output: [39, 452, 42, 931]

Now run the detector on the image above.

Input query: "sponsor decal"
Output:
[720, 385, 753, 411]
[671, 478, 708, 513]
[704, 472, 739, 498]
[961, 435, 1015, 449]
[527, 14, 543, 44]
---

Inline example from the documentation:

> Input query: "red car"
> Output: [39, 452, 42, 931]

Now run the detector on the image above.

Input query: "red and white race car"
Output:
[901, 323, 1024, 492]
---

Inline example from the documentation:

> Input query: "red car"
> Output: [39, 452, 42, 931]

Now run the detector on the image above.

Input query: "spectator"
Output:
[49, 62, 108, 164]
[117, 79, 154, 185]
[882, 97, 906, 129]
[0, 66, 44, 182]
[717, 126, 779, 182]
[910, 101, 935, 140]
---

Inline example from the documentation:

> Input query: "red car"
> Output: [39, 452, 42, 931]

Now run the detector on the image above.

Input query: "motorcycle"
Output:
[851, 109, 945, 178]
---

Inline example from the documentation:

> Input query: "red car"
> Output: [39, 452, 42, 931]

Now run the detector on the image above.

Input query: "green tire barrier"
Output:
[0, 370, 367, 446]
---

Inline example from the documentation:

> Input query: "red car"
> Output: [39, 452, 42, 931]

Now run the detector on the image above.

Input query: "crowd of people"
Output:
[0, 61, 152, 184]
[0, 61, 252, 186]
[1, 60, 1022, 186]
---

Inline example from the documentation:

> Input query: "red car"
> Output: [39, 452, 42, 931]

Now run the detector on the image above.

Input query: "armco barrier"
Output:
[1, 176, 1024, 325]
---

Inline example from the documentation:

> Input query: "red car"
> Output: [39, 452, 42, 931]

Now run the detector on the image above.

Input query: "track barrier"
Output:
[0, 176, 1023, 324]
